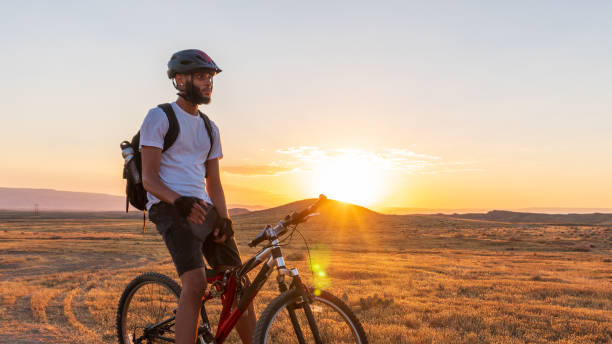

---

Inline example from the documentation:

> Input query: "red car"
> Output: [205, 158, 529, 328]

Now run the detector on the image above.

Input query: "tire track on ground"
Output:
[64, 288, 98, 340]
[44, 289, 70, 334]
[4, 254, 169, 343]
[30, 288, 62, 323]
[11, 294, 35, 323]
[71, 273, 104, 336]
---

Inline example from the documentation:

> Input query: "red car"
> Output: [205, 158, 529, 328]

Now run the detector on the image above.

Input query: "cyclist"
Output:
[139, 49, 256, 344]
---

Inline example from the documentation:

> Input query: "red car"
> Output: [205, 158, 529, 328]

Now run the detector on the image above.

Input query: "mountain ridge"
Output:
[446, 210, 612, 225]
[1, 187, 611, 225]
[0, 187, 264, 212]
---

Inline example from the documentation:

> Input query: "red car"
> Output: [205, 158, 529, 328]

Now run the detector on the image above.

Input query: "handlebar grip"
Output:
[248, 236, 264, 248]
[248, 227, 269, 247]
[285, 194, 327, 226]
[248, 235, 264, 247]
[248, 195, 327, 247]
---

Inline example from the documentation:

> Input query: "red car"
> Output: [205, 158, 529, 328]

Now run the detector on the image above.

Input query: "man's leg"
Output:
[148, 203, 209, 343]
[176, 267, 207, 344]
[235, 300, 256, 344]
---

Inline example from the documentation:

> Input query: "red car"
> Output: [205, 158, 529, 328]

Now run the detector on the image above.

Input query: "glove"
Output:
[215, 217, 234, 238]
[174, 196, 199, 218]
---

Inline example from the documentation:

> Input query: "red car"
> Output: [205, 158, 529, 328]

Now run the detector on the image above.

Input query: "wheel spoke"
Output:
[302, 302, 323, 344]
[117, 273, 182, 344]
[259, 290, 367, 344]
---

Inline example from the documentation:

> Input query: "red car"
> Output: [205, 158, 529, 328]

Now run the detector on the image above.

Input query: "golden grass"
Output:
[30, 288, 62, 323]
[0, 211, 610, 343]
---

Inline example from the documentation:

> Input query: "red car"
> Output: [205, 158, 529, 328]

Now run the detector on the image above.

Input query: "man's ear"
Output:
[174, 74, 186, 89]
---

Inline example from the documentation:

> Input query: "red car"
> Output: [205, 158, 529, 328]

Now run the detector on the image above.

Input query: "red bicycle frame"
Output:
[202, 273, 239, 342]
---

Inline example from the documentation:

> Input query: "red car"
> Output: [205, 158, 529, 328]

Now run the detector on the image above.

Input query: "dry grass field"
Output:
[0, 201, 611, 343]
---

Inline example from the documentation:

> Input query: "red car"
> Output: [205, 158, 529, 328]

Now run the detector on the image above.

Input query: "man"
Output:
[139, 49, 256, 344]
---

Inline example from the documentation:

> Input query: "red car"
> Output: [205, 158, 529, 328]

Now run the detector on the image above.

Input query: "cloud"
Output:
[229, 147, 480, 176]
[276, 146, 442, 173]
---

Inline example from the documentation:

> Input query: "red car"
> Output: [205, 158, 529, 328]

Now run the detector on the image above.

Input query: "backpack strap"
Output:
[198, 111, 214, 161]
[157, 103, 179, 152]
[198, 111, 215, 177]
[156, 104, 215, 176]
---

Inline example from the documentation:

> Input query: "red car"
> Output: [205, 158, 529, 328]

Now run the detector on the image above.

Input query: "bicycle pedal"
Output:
[197, 335, 216, 344]
[197, 325, 215, 343]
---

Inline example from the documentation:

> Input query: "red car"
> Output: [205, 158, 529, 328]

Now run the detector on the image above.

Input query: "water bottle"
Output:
[120, 141, 141, 184]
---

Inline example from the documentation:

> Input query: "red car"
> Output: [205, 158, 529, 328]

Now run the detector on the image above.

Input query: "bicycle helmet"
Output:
[167, 49, 222, 79]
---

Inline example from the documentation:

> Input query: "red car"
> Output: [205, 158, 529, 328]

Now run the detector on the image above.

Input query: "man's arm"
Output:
[141, 145, 206, 223]
[141, 146, 180, 204]
[205, 158, 229, 219]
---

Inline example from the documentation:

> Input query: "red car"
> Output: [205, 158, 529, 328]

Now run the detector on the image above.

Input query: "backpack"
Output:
[121, 103, 214, 212]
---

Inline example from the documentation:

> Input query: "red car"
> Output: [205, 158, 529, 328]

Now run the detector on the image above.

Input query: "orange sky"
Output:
[1, 2, 611, 211]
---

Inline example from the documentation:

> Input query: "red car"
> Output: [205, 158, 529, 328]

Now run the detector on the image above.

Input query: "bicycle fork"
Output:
[277, 274, 323, 344]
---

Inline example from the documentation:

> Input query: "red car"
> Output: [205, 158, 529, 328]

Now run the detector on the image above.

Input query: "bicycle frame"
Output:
[205, 239, 310, 343]
[132, 196, 328, 344]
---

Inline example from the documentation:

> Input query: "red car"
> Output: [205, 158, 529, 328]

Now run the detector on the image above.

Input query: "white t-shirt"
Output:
[139, 102, 223, 211]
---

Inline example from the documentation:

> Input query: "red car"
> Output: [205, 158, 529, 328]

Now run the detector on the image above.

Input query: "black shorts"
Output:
[148, 202, 242, 277]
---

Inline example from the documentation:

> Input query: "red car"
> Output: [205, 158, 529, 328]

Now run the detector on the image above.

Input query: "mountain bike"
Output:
[116, 194, 368, 343]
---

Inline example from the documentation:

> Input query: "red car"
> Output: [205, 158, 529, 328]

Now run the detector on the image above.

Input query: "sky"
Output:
[1, 1, 611, 211]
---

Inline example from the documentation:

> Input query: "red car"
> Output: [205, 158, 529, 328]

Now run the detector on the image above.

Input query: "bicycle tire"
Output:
[116, 272, 181, 344]
[253, 289, 368, 344]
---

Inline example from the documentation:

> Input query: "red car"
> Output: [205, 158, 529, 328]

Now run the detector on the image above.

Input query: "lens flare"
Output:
[308, 245, 332, 294]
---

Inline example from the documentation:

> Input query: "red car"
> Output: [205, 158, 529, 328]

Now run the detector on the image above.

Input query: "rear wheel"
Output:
[116, 272, 181, 344]
[253, 289, 368, 344]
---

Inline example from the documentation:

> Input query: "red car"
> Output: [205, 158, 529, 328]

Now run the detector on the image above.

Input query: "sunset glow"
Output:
[1, 2, 611, 212]
[308, 152, 384, 207]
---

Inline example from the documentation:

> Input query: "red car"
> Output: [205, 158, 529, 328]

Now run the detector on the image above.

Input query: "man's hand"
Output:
[174, 196, 208, 224]
[213, 218, 233, 244]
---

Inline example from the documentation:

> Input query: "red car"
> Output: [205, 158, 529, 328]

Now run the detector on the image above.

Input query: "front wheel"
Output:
[253, 289, 368, 344]
[116, 272, 181, 344]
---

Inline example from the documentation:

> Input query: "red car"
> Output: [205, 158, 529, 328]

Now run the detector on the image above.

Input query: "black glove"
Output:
[173, 196, 199, 218]
[215, 217, 234, 238]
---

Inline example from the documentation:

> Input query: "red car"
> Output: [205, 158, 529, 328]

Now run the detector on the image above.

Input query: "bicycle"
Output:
[116, 194, 368, 343]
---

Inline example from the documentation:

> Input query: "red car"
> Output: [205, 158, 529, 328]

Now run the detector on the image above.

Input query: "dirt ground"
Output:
[0, 207, 610, 343]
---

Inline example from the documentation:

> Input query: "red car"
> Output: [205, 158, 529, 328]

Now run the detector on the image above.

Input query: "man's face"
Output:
[176, 70, 215, 104]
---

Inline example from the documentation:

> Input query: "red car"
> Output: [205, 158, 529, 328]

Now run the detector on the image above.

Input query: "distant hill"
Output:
[448, 210, 612, 225]
[379, 207, 491, 215]
[0, 187, 260, 213]
[516, 207, 612, 214]
[249, 198, 379, 216]
[228, 208, 251, 216]
[233, 198, 384, 228]
[0, 187, 126, 211]
[380, 206, 612, 215]
[2, 187, 610, 226]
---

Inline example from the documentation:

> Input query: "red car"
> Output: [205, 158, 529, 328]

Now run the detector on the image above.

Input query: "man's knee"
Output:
[179, 267, 207, 297]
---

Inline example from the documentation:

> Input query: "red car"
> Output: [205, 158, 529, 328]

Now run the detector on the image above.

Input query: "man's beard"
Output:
[179, 80, 211, 105]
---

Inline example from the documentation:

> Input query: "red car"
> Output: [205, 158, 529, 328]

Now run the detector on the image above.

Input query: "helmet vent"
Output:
[167, 49, 221, 78]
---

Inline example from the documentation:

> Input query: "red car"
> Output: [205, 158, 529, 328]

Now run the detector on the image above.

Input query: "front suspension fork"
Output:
[277, 275, 322, 344]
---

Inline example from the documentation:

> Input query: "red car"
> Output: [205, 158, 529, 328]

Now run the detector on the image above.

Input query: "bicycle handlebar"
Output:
[248, 194, 327, 247]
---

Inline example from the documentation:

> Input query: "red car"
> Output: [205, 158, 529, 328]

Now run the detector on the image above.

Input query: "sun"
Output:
[309, 152, 384, 206]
